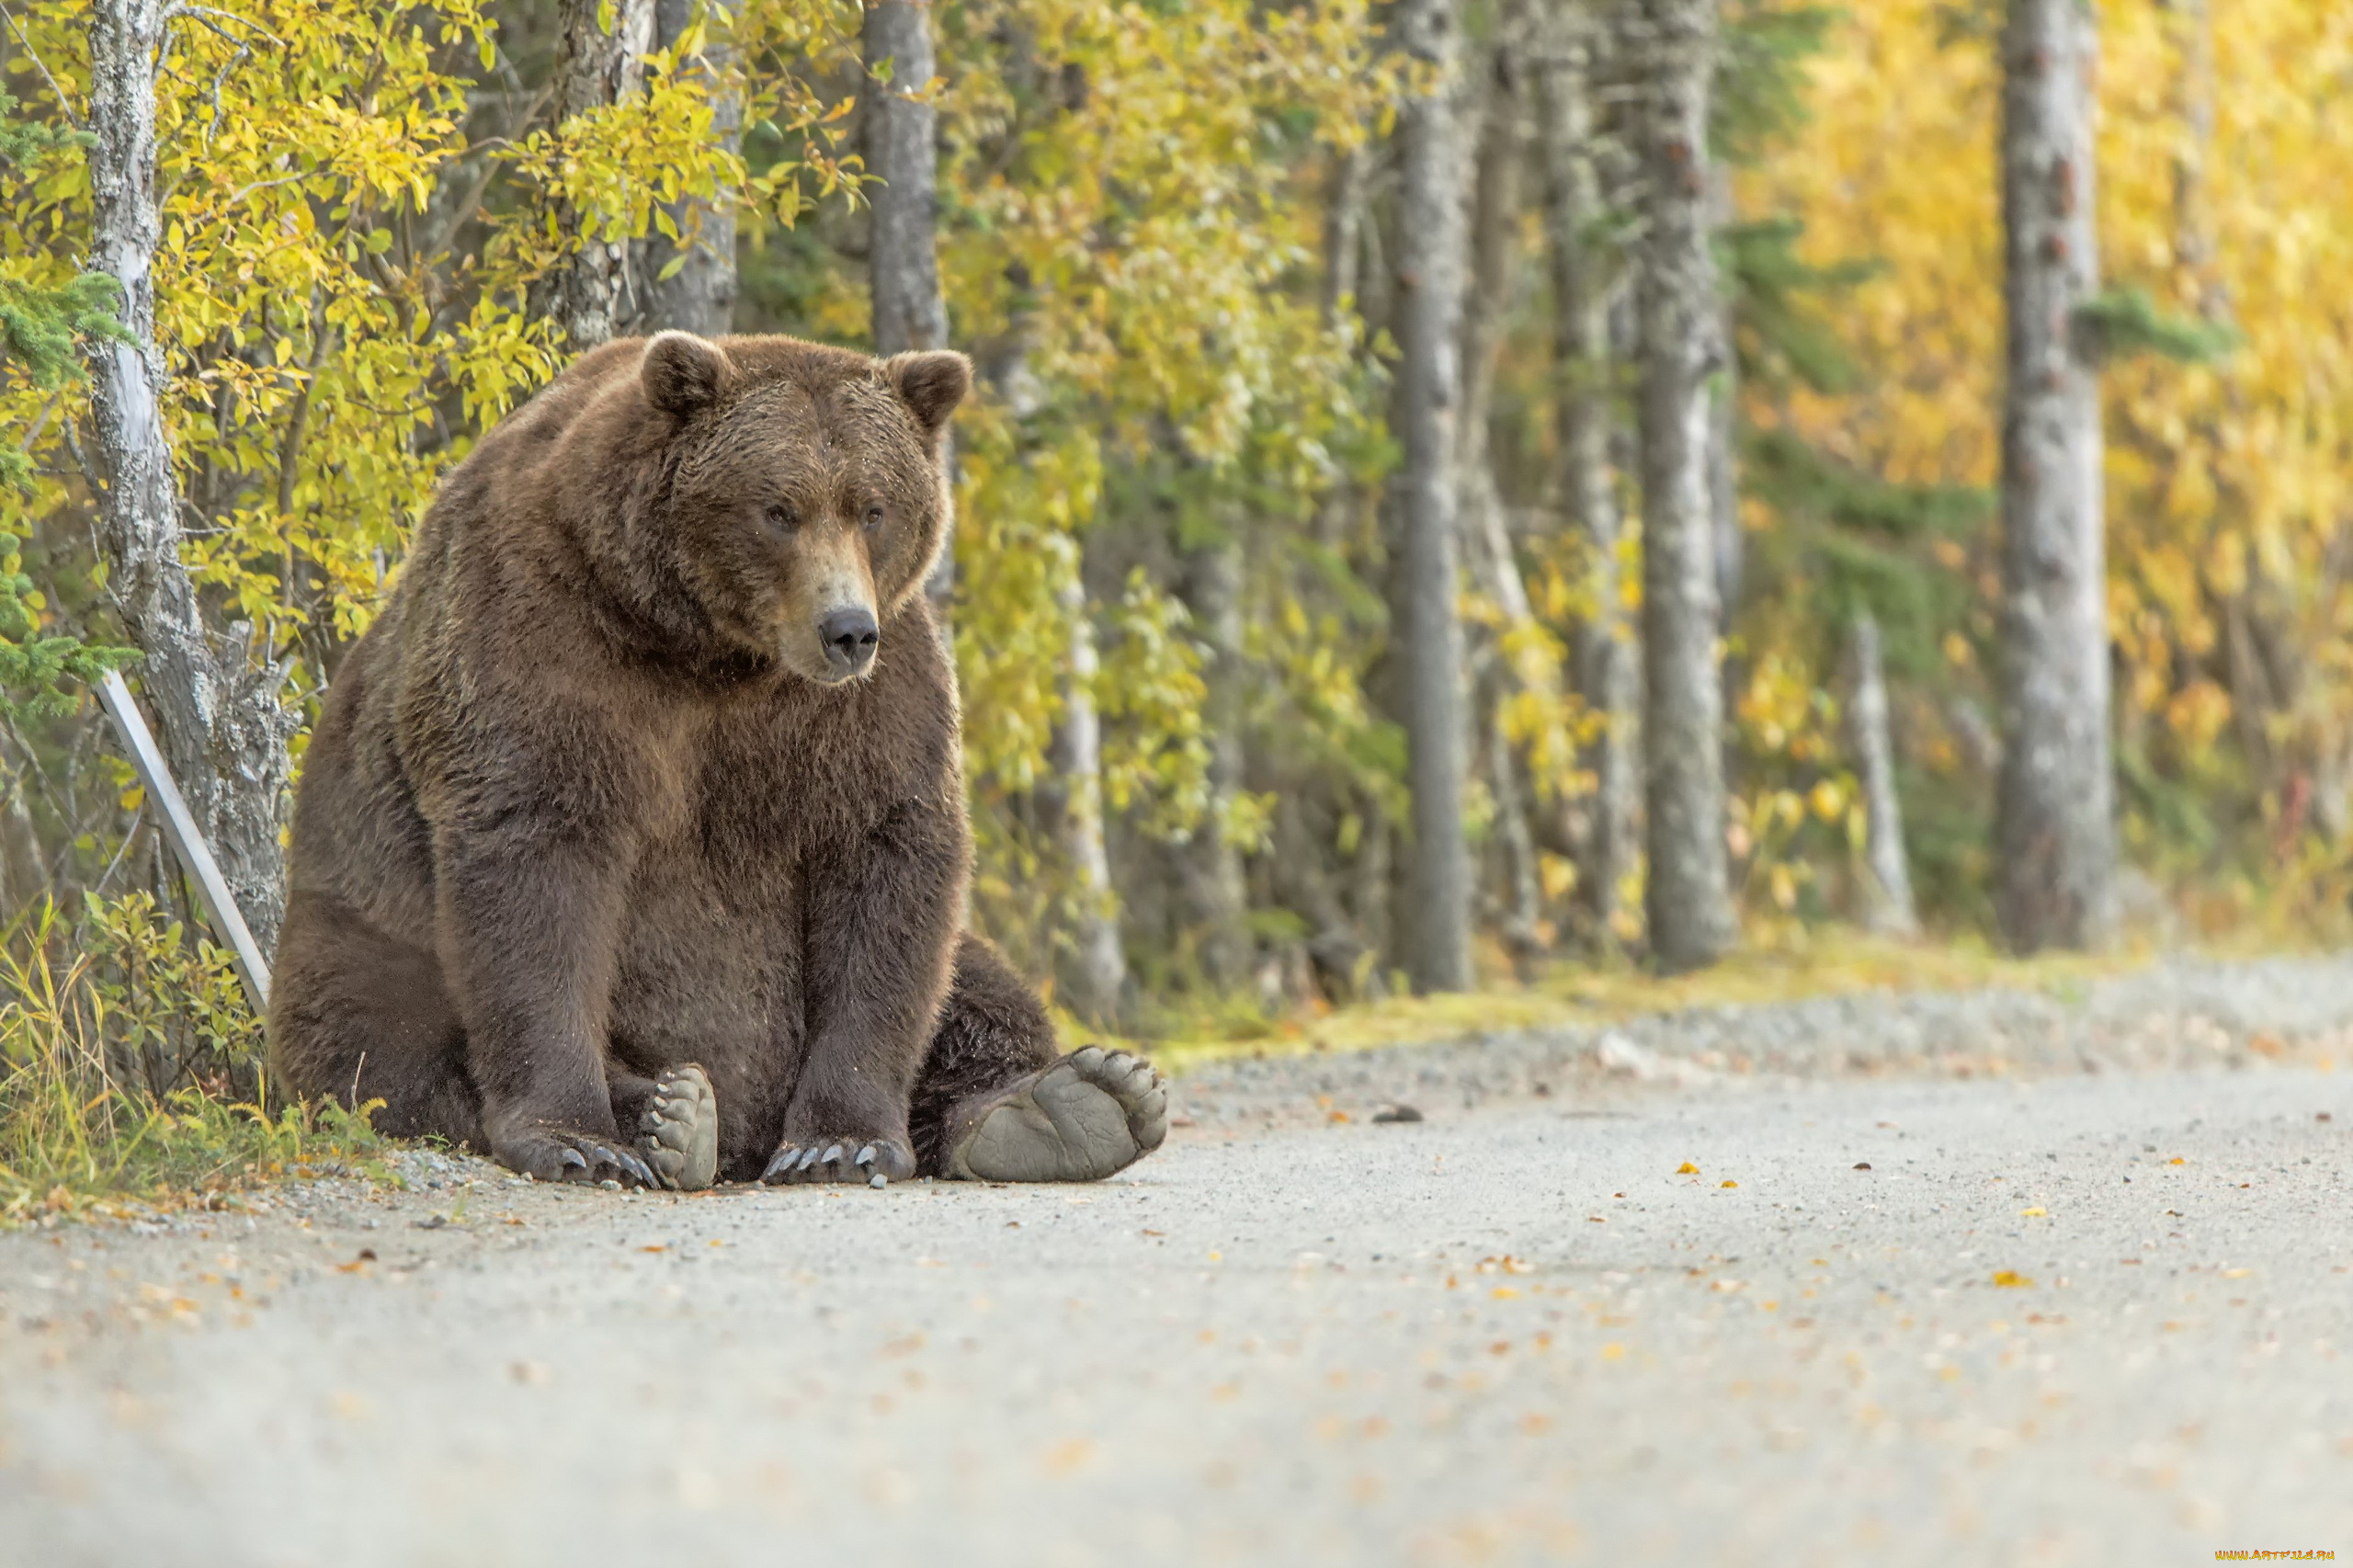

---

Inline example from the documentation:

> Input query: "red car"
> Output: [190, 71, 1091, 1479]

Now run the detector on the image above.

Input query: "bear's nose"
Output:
[818, 608, 880, 675]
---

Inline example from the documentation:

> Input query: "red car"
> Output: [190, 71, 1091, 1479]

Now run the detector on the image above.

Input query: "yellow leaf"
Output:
[1991, 1270, 2034, 1289]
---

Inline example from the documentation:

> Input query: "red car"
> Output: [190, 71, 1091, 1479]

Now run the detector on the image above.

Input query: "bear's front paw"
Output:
[762, 1134, 915, 1188]
[495, 1128, 658, 1189]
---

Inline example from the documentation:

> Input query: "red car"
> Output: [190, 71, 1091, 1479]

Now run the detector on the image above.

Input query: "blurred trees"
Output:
[4, 0, 2350, 1029]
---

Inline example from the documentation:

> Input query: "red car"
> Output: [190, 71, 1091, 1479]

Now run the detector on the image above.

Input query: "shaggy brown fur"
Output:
[268, 332, 1069, 1185]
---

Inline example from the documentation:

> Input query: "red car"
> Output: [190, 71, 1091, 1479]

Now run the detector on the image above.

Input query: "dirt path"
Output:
[3, 962, 2350, 1564]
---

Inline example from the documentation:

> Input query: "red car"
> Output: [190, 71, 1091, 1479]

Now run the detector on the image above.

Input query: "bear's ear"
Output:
[642, 331, 733, 417]
[883, 350, 972, 439]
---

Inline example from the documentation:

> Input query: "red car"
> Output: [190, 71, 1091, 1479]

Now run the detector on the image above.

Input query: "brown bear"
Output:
[267, 331, 1167, 1190]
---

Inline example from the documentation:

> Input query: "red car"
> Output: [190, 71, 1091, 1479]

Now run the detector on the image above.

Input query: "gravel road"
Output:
[3, 957, 2350, 1565]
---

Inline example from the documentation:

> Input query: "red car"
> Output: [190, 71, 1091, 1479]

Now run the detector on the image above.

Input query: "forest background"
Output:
[3, 0, 2351, 1205]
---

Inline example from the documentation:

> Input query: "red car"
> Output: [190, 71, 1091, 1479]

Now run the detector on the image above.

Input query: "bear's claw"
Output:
[501, 1130, 657, 1188]
[635, 1063, 720, 1191]
[944, 1045, 1169, 1183]
[762, 1134, 915, 1187]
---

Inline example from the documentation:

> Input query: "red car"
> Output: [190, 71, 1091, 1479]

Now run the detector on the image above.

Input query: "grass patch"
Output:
[1123, 927, 2154, 1073]
[1, 894, 385, 1226]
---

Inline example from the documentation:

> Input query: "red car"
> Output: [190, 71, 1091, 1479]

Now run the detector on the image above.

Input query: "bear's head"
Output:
[638, 331, 969, 686]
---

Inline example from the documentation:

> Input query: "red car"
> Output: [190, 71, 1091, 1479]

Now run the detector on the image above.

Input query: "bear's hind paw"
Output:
[636, 1063, 721, 1191]
[946, 1046, 1169, 1184]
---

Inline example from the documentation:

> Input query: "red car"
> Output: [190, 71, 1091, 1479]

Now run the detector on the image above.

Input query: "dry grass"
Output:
[1119, 927, 2155, 1073]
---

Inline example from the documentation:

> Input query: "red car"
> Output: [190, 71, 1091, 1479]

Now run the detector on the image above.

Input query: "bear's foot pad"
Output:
[949, 1046, 1169, 1183]
[636, 1064, 720, 1191]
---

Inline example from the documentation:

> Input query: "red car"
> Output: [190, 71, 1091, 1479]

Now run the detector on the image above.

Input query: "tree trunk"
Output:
[1051, 566, 1128, 1026]
[2163, 0, 2227, 325]
[1456, 24, 1547, 974]
[1706, 163, 1742, 626]
[1320, 143, 1371, 331]
[1389, 0, 1475, 994]
[1631, 0, 1737, 972]
[641, 0, 740, 337]
[1176, 532, 1251, 989]
[540, 0, 655, 351]
[1536, 0, 1639, 944]
[1846, 614, 1919, 938]
[85, 0, 295, 956]
[1995, 0, 2116, 953]
[864, 0, 959, 614]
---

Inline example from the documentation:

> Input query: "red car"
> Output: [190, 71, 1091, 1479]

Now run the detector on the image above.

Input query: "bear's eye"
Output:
[764, 502, 798, 532]
[863, 504, 886, 532]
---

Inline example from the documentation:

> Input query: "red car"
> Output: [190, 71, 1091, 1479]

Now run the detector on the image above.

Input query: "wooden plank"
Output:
[96, 670, 273, 1009]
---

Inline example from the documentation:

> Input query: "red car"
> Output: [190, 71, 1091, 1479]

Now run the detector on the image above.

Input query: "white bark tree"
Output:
[642, 0, 740, 337]
[863, 0, 959, 613]
[540, 0, 655, 351]
[1535, 0, 1640, 943]
[85, 0, 297, 953]
[1052, 564, 1128, 1026]
[1390, 0, 1475, 994]
[1846, 614, 1919, 938]
[1456, 19, 1547, 971]
[1176, 530, 1252, 989]
[1630, 0, 1738, 971]
[1995, 0, 2116, 952]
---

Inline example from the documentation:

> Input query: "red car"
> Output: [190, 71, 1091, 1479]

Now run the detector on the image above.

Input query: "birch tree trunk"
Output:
[1455, 25, 1547, 970]
[1176, 533, 1251, 989]
[1846, 614, 1919, 938]
[1631, 0, 1737, 971]
[864, 0, 959, 612]
[1390, 0, 1475, 994]
[1535, 0, 1639, 943]
[1995, 0, 2117, 952]
[85, 0, 295, 954]
[642, 0, 739, 337]
[540, 0, 655, 351]
[1052, 566, 1128, 1025]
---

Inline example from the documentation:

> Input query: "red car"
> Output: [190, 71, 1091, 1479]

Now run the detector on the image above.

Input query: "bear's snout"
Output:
[818, 607, 880, 677]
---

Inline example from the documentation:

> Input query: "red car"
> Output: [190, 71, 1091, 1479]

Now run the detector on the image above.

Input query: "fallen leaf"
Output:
[1991, 1270, 2034, 1289]
[2019, 1207, 2047, 1217]
[1721, 1180, 1738, 1189]
[1677, 1162, 1699, 1175]
[1853, 1163, 1872, 1171]
[2168, 1157, 2186, 1165]
[1041, 1438, 1095, 1478]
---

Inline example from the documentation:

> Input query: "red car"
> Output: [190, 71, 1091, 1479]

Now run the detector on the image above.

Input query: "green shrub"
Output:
[0, 893, 382, 1223]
